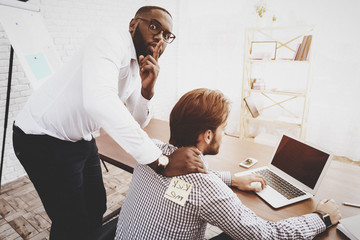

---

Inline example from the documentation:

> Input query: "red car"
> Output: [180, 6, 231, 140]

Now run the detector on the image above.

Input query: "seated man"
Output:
[115, 88, 341, 239]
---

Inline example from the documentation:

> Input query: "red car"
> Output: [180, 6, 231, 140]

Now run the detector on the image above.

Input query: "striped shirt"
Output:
[115, 140, 326, 239]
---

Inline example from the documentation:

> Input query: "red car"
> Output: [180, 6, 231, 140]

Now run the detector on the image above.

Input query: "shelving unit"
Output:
[240, 25, 314, 143]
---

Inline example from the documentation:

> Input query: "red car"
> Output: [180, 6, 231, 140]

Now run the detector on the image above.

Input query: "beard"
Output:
[133, 25, 163, 59]
[204, 136, 221, 155]
[133, 26, 151, 59]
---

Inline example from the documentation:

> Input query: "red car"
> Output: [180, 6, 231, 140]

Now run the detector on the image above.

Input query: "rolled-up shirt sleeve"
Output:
[82, 30, 161, 164]
[125, 86, 153, 128]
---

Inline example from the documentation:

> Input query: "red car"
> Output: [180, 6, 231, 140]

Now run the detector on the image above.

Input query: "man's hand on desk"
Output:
[231, 174, 267, 192]
[316, 199, 342, 226]
[164, 147, 207, 177]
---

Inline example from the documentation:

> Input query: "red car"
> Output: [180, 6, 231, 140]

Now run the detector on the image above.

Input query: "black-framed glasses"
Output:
[136, 17, 176, 44]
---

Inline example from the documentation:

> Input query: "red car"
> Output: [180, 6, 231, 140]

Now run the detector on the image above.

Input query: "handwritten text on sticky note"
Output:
[164, 177, 192, 206]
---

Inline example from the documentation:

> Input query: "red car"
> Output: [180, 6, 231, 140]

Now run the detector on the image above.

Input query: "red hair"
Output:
[169, 88, 230, 147]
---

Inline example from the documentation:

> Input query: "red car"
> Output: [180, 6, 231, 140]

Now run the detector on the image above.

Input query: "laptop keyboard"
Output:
[254, 169, 306, 200]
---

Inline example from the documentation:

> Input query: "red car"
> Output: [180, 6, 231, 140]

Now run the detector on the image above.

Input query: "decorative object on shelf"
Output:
[251, 78, 265, 90]
[250, 41, 277, 60]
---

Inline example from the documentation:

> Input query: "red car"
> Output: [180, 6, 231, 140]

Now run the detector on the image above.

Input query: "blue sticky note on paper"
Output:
[25, 52, 52, 80]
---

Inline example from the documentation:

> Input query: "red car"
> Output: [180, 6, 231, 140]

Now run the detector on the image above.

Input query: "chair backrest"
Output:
[89, 217, 117, 240]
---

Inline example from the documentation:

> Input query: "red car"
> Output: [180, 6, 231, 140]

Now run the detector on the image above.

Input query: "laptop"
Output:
[235, 134, 333, 208]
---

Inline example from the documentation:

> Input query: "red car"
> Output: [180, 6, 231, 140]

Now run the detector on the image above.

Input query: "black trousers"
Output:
[12, 124, 107, 240]
[210, 232, 233, 240]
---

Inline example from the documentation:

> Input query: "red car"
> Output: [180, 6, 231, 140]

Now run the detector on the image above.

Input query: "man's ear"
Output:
[129, 18, 137, 34]
[204, 130, 213, 144]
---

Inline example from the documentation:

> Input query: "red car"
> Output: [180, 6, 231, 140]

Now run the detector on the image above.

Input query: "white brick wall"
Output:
[0, 18, 30, 184]
[0, 0, 180, 185]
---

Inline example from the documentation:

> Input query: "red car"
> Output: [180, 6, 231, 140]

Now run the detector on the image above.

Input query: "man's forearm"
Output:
[208, 170, 232, 186]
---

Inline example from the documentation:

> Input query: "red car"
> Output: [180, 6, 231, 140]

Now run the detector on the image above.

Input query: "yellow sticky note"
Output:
[164, 177, 193, 206]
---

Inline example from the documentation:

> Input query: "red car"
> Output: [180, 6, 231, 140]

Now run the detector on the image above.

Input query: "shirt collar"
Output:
[199, 154, 209, 170]
[127, 31, 137, 61]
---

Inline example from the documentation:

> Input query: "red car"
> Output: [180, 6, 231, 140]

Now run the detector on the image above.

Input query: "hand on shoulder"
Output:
[164, 147, 207, 177]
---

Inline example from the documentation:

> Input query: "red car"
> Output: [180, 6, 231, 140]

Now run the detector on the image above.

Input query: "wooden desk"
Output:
[96, 119, 170, 173]
[96, 119, 360, 239]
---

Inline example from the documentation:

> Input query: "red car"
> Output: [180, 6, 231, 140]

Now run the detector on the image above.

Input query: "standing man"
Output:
[12, 6, 204, 240]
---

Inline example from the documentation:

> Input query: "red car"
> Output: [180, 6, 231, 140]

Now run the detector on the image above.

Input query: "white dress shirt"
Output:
[15, 26, 162, 164]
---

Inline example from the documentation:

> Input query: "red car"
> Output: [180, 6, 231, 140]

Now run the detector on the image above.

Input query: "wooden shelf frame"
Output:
[240, 25, 315, 141]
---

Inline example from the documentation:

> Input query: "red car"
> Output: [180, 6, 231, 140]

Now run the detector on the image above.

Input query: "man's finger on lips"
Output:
[153, 40, 162, 61]
[149, 45, 155, 55]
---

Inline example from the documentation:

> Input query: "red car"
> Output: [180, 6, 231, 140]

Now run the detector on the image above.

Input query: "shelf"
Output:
[244, 116, 302, 127]
[246, 25, 314, 32]
[244, 89, 306, 97]
[248, 59, 310, 63]
[240, 25, 314, 140]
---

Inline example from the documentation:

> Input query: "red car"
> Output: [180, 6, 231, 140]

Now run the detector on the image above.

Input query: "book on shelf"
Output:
[294, 35, 307, 60]
[301, 35, 312, 60]
[292, 43, 301, 60]
[244, 96, 259, 118]
[294, 35, 312, 61]
[337, 214, 360, 240]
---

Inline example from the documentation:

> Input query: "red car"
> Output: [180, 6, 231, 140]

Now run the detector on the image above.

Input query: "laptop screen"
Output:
[272, 135, 330, 189]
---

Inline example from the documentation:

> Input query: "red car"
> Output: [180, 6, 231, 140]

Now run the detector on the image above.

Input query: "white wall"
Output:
[176, 0, 360, 161]
[1, 0, 359, 184]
